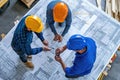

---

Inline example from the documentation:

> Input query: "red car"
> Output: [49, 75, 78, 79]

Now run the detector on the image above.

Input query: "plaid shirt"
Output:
[11, 16, 44, 55]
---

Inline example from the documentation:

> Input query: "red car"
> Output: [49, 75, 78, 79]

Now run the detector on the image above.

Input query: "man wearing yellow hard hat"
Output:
[11, 15, 51, 68]
[46, 1, 72, 42]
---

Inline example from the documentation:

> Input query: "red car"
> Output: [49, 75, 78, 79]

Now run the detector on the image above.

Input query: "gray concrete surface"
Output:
[0, 0, 38, 40]
[104, 51, 120, 80]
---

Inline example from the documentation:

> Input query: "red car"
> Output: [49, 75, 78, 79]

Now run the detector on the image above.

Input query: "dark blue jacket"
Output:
[46, 1, 72, 36]
[11, 16, 44, 55]
[65, 37, 97, 78]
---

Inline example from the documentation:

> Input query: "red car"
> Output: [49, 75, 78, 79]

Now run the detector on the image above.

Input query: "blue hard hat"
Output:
[67, 34, 87, 50]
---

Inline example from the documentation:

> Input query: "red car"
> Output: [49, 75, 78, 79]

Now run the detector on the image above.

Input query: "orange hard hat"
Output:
[53, 2, 68, 23]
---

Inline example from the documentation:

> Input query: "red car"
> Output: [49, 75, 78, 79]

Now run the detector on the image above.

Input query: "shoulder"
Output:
[85, 37, 96, 45]
[47, 1, 59, 9]
[85, 37, 97, 52]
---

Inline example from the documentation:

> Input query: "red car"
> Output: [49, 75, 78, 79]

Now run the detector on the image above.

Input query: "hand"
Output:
[54, 34, 62, 42]
[55, 47, 64, 56]
[55, 55, 62, 63]
[43, 46, 51, 51]
[54, 34, 59, 41]
[42, 40, 48, 46]
[58, 35, 62, 42]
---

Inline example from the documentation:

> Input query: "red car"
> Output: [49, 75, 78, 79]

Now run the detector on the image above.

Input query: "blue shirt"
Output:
[11, 16, 45, 55]
[65, 37, 97, 78]
[46, 1, 72, 36]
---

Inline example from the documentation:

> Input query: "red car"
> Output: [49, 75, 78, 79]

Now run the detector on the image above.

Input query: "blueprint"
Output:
[0, 0, 120, 80]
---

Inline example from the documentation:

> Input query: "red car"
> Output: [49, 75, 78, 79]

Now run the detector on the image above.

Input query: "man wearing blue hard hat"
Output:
[55, 34, 97, 78]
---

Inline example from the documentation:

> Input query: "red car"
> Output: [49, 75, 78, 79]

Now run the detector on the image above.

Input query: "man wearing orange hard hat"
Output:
[11, 15, 51, 68]
[46, 1, 72, 42]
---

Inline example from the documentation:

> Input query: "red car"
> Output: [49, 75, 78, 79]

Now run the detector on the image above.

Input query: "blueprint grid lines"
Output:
[0, 0, 120, 80]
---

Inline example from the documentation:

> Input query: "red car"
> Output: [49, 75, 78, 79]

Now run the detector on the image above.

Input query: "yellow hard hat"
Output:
[25, 15, 44, 33]
[53, 2, 68, 23]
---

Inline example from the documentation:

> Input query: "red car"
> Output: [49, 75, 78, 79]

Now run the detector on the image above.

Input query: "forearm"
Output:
[62, 10, 72, 36]
[49, 24, 58, 35]
[31, 47, 43, 55]
[35, 32, 45, 41]
[22, 43, 43, 55]
[61, 25, 70, 36]
[60, 60, 66, 72]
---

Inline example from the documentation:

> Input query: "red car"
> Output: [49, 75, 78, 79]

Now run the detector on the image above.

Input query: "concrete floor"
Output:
[0, 0, 120, 80]
[104, 51, 120, 80]
[0, 0, 38, 40]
